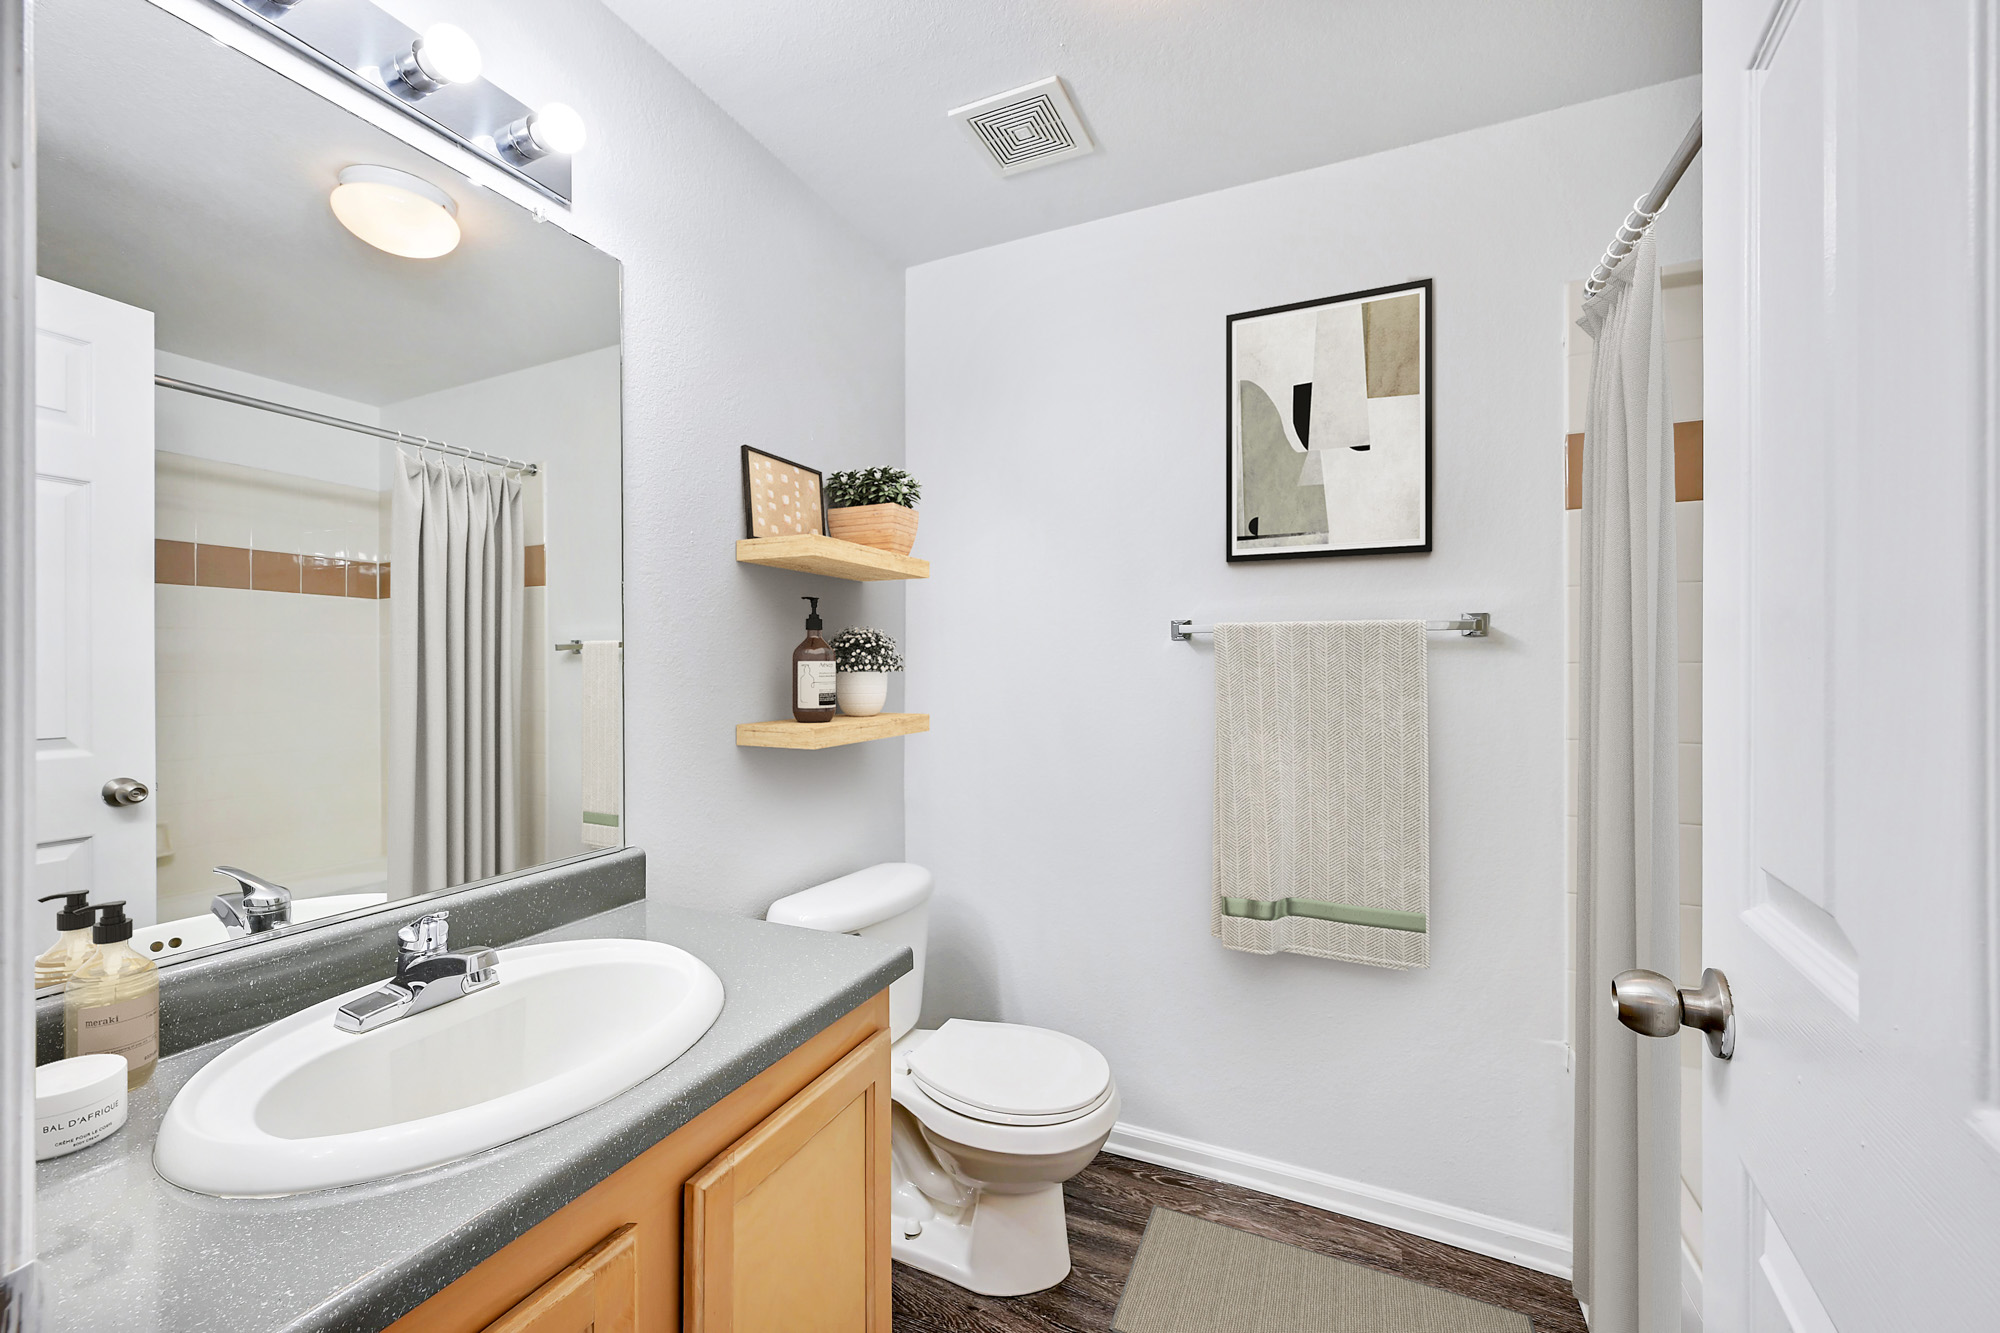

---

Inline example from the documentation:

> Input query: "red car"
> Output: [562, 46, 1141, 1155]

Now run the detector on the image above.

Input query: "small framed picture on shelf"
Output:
[741, 446, 828, 539]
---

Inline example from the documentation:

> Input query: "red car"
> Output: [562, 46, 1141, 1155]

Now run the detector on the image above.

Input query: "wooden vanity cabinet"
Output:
[386, 991, 890, 1333]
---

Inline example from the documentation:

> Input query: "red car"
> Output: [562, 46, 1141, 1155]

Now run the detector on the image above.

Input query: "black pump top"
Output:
[802, 595, 823, 631]
[91, 901, 133, 945]
[38, 891, 95, 932]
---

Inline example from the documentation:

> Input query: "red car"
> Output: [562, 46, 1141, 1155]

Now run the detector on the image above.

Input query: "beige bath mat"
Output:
[1112, 1209, 1529, 1333]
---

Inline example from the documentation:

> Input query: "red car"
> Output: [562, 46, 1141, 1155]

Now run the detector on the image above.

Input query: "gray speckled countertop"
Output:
[35, 901, 909, 1332]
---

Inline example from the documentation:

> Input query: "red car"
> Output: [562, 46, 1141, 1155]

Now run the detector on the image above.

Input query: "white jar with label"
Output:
[35, 1054, 128, 1160]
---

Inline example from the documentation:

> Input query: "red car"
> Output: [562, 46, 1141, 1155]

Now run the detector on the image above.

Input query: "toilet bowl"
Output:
[767, 863, 1117, 1297]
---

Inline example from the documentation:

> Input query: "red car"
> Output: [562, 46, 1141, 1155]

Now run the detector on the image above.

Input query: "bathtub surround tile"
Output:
[346, 561, 380, 599]
[524, 543, 546, 587]
[155, 538, 196, 586]
[301, 553, 347, 597]
[1679, 823, 1702, 905]
[194, 542, 251, 589]
[1675, 501, 1702, 580]
[250, 548, 302, 594]
[1679, 743, 1701, 821]
[1678, 663, 1702, 743]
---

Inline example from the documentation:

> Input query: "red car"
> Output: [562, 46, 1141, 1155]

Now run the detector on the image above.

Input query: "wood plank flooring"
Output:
[892, 1154, 1587, 1333]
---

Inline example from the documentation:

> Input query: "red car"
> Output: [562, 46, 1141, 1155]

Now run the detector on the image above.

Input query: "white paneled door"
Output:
[34, 278, 156, 926]
[1702, 1, 2000, 1328]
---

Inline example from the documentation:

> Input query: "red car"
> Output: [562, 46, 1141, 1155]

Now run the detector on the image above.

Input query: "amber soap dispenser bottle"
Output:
[793, 596, 836, 723]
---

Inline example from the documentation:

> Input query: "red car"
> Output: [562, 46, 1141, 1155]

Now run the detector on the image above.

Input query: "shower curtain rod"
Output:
[153, 375, 539, 476]
[1585, 115, 1702, 298]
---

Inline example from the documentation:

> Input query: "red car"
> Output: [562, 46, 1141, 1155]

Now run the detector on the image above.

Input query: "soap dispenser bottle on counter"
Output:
[35, 891, 101, 989]
[793, 595, 836, 723]
[64, 902, 159, 1089]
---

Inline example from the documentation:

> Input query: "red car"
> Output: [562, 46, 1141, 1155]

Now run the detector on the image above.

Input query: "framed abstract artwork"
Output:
[741, 446, 828, 539]
[1225, 279, 1432, 560]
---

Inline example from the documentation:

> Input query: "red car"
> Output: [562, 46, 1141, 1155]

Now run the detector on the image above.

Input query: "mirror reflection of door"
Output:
[33, 278, 158, 929]
[32, 0, 624, 964]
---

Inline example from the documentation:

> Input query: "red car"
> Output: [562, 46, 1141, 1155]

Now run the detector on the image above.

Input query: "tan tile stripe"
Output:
[1565, 420, 1702, 510]
[156, 542, 546, 596]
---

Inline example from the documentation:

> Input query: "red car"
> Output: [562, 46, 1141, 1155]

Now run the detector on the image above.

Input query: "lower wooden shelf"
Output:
[736, 713, 929, 750]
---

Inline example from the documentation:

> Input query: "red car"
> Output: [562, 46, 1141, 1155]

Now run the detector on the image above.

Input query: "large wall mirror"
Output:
[32, 0, 623, 975]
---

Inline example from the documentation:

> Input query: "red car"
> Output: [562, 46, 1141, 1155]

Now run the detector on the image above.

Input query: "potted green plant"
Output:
[829, 627, 903, 717]
[824, 467, 921, 556]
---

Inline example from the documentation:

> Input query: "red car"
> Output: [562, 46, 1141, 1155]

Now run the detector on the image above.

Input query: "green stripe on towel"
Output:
[582, 811, 620, 827]
[1219, 896, 1427, 934]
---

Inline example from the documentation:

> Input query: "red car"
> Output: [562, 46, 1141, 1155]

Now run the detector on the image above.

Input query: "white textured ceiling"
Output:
[37, 0, 620, 405]
[605, 0, 1700, 264]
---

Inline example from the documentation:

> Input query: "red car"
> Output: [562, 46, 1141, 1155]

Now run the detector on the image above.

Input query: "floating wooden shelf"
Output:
[736, 534, 929, 582]
[736, 713, 930, 750]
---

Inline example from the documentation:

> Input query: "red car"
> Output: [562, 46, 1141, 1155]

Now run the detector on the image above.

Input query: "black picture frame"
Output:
[1224, 278, 1434, 562]
[740, 445, 830, 540]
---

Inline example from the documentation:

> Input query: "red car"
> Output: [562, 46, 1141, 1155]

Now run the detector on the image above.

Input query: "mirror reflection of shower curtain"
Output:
[388, 456, 525, 898]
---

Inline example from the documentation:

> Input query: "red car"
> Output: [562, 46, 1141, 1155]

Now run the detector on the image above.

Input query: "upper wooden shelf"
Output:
[736, 713, 930, 750]
[736, 534, 929, 582]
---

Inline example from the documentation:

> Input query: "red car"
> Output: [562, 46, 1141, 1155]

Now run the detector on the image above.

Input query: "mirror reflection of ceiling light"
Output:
[496, 103, 588, 161]
[385, 23, 482, 98]
[329, 166, 460, 259]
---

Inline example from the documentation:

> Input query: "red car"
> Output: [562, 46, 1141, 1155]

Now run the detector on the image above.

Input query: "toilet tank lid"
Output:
[766, 862, 933, 933]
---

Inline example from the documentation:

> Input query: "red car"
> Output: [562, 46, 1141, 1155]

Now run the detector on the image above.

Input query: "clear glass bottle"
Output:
[34, 891, 101, 989]
[64, 901, 159, 1089]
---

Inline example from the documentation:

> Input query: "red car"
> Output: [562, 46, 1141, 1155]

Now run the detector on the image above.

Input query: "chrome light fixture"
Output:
[329, 166, 461, 259]
[384, 23, 481, 98]
[496, 103, 587, 162]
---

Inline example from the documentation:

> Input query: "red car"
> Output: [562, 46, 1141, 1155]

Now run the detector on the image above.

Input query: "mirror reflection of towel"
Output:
[581, 641, 622, 849]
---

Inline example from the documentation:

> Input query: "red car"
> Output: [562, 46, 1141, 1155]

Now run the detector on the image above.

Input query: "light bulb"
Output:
[497, 102, 588, 161]
[386, 23, 482, 97]
[414, 24, 481, 84]
[530, 103, 586, 155]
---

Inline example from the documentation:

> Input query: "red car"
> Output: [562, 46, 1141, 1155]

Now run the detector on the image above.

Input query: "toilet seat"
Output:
[892, 1026, 1120, 1157]
[907, 1020, 1111, 1125]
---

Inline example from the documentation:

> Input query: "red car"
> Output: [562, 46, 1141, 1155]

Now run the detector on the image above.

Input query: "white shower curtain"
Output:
[1572, 232, 1680, 1333]
[388, 455, 525, 898]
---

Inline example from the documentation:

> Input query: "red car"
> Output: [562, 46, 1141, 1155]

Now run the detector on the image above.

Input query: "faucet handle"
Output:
[398, 911, 451, 959]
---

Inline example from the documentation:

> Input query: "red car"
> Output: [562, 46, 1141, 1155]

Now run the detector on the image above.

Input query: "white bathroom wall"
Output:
[383, 346, 621, 867]
[359, 0, 910, 914]
[905, 78, 1702, 1266]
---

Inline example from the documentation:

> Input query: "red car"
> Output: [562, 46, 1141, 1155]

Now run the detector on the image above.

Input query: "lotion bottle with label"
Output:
[64, 901, 159, 1089]
[792, 595, 836, 723]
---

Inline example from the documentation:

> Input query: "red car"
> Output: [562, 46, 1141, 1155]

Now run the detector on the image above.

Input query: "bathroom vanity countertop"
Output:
[34, 901, 910, 1333]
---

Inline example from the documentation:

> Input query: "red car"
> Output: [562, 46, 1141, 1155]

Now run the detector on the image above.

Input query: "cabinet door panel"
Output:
[485, 1224, 637, 1333]
[685, 1030, 890, 1333]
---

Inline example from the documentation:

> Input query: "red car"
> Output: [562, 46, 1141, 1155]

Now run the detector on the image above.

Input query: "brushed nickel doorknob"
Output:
[101, 777, 150, 807]
[1612, 966, 1735, 1059]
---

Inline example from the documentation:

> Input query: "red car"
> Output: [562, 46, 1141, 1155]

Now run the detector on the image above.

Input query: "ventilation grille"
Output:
[949, 77, 1095, 177]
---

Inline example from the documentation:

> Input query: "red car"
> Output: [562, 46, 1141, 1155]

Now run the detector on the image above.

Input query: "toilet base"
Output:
[891, 1181, 1071, 1297]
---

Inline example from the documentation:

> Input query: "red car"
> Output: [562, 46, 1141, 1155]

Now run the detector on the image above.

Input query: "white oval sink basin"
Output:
[155, 938, 724, 1197]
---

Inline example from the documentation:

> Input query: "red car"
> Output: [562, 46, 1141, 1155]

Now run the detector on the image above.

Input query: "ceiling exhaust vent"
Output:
[949, 76, 1095, 177]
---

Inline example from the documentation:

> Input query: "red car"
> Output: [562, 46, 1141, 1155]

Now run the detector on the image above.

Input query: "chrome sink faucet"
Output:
[211, 866, 293, 936]
[335, 911, 499, 1034]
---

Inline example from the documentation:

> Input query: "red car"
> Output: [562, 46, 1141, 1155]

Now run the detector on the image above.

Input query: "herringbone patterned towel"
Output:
[1212, 620, 1429, 969]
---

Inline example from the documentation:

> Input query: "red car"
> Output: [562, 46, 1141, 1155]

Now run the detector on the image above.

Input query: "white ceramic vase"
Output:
[836, 670, 888, 717]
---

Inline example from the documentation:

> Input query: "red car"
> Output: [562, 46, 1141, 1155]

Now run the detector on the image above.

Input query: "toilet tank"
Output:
[766, 863, 931, 1040]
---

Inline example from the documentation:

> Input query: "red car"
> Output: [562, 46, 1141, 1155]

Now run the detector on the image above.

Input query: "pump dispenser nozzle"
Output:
[90, 901, 134, 945]
[802, 596, 822, 630]
[38, 891, 96, 932]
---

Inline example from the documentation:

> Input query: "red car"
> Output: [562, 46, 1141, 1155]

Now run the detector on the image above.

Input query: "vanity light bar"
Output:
[203, 0, 584, 207]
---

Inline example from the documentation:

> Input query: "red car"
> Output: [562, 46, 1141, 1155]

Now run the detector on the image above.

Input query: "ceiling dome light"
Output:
[497, 102, 588, 162]
[386, 23, 482, 98]
[329, 166, 460, 259]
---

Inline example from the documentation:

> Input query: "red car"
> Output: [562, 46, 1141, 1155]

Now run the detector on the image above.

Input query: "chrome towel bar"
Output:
[1170, 613, 1490, 642]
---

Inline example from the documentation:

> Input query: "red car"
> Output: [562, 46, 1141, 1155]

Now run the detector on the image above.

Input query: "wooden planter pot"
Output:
[827, 503, 918, 556]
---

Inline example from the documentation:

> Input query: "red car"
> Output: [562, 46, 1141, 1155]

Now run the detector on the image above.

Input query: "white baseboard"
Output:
[1104, 1122, 1574, 1280]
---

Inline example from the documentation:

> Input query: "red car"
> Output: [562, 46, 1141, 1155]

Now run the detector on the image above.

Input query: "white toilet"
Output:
[767, 862, 1118, 1297]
